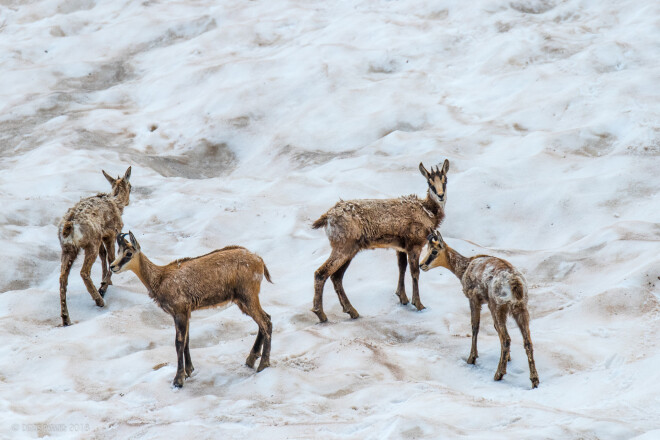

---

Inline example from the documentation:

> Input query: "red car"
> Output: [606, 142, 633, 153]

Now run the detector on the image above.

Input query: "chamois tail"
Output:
[61, 221, 73, 238]
[262, 263, 273, 284]
[511, 277, 524, 301]
[312, 213, 328, 230]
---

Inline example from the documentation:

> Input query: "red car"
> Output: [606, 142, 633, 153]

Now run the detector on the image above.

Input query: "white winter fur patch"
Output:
[325, 218, 338, 240]
[480, 262, 513, 304]
[60, 224, 84, 246]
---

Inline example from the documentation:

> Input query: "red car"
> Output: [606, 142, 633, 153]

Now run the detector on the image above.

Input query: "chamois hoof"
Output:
[246, 353, 259, 369]
[531, 377, 539, 389]
[494, 371, 505, 381]
[185, 365, 194, 378]
[467, 355, 477, 365]
[98, 284, 108, 298]
[172, 375, 185, 388]
[95, 297, 105, 307]
[412, 301, 426, 311]
[395, 291, 409, 305]
[62, 316, 72, 327]
[346, 307, 359, 319]
[256, 359, 270, 372]
[312, 309, 328, 323]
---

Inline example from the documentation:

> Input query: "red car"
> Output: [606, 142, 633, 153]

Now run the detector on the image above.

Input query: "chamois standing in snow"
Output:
[111, 232, 273, 388]
[421, 230, 539, 388]
[311, 160, 449, 322]
[58, 167, 132, 326]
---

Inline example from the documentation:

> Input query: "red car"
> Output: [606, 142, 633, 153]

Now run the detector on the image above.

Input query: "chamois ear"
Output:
[441, 159, 450, 175]
[419, 162, 430, 180]
[123, 166, 132, 182]
[128, 231, 141, 251]
[102, 170, 115, 185]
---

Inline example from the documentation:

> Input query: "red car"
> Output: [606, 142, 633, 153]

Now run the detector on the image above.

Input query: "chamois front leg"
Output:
[172, 313, 189, 388]
[395, 251, 409, 305]
[467, 298, 481, 364]
[184, 313, 194, 378]
[99, 237, 115, 297]
[407, 247, 425, 311]
[81, 245, 105, 307]
[98, 243, 109, 298]
[330, 259, 359, 319]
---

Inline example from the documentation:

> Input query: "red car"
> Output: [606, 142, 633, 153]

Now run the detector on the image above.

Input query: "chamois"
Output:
[110, 232, 273, 388]
[58, 166, 132, 326]
[421, 230, 539, 388]
[311, 160, 449, 322]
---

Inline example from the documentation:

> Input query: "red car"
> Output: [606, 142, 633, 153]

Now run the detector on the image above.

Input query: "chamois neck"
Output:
[445, 246, 470, 280]
[113, 193, 129, 209]
[132, 252, 164, 295]
[423, 191, 445, 221]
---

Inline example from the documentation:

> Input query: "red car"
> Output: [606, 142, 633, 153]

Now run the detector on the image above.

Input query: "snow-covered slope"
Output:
[0, 0, 659, 438]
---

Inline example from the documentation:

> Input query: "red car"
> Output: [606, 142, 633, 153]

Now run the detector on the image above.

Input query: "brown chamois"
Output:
[311, 160, 449, 322]
[421, 230, 539, 388]
[58, 166, 132, 326]
[110, 232, 273, 388]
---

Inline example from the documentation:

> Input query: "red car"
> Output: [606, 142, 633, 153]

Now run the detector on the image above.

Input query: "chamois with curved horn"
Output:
[111, 232, 273, 388]
[57, 166, 132, 326]
[421, 230, 539, 388]
[311, 160, 449, 322]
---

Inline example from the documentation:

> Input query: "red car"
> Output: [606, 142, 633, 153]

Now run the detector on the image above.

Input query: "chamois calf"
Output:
[421, 230, 539, 388]
[311, 160, 449, 322]
[58, 167, 132, 326]
[110, 232, 273, 388]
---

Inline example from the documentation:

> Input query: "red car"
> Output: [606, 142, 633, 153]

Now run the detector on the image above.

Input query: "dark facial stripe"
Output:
[116, 254, 132, 269]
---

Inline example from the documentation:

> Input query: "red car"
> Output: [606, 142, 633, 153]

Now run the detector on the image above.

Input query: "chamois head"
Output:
[102, 166, 132, 206]
[420, 230, 449, 271]
[110, 231, 141, 273]
[419, 159, 449, 206]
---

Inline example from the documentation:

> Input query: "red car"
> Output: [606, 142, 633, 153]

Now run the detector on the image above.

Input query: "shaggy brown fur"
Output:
[57, 167, 132, 326]
[311, 160, 449, 322]
[421, 230, 539, 388]
[111, 232, 273, 388]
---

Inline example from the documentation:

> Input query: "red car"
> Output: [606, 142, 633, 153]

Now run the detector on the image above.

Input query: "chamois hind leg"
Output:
[467, 298, 481, 364]
[246, 330, 264, 369]
[330, 259, 359, 319]
[80, 244, 105, 307]
[395, 251, 409, 305]
[407, 247, 425, 311]
[491, 304, 511, 382]
[172, 312, 189, 387]
[313, 249, 355, 322]
[513, 306, 540, 388]
[59, 246, 78, 326]
[237, 293, 272, 372]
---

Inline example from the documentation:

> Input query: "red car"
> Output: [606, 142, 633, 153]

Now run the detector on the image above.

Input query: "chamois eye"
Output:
[126, 252, 133, 258]
[431, 250, 438, 255]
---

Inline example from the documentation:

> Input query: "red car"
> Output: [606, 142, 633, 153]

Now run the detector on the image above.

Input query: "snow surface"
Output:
[1, 0, 659, 438]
